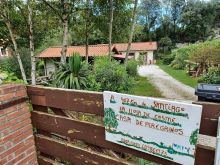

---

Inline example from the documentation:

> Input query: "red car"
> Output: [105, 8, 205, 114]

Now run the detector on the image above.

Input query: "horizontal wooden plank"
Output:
[32, 111, 180, 165]
[195, 147, 215, 165]
[37, 156, 62, 165]
[32, 111, 216, 165]
[27, 86, 104, 116]
[35, 135, 132, 165]
[194, 101, 220, 136]
[28, 86, 220, 136]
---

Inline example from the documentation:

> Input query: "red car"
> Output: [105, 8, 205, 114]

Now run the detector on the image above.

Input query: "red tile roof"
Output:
[38, 44, 115, 58]
[38, 42, 157, 58]
[114, 42, 157, 52]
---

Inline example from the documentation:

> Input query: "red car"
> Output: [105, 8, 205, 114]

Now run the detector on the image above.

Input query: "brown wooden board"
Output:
[194, 101, 220, 136]
[35, 135, 132, 165]
[27, 86, 104, 116]
[32, 111, 215, 165]
[27, 86, 220, 136]
[37, 156, 58, 165]
[194, 147, 215, 165]
[32, 111, 183, 165]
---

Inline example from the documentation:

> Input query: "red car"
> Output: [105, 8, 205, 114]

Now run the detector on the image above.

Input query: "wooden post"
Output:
[215, 117, 220, 165]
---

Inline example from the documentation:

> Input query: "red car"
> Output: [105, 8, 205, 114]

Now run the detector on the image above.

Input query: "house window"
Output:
[129, 52, 135, 56]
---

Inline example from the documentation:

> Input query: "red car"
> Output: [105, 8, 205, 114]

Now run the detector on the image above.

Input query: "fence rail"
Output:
[27, 86, 220, 165]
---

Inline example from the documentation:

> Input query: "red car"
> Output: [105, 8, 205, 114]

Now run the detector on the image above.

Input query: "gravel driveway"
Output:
[138, 65, 197, 101]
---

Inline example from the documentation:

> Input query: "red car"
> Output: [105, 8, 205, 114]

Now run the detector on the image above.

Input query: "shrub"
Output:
[0, 47, 31, 79]
[162, 54, 175, 65]
[0, 70, 23, 84]
[170, 39, 220, 70]
[198, 67, 220, 84]
[53, 54, 88, 89]
[93, 57, 134, 92]
[126, 59, 138, 77]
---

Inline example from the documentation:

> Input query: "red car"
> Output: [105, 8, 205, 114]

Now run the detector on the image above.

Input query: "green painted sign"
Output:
[104, 91, 202, 165]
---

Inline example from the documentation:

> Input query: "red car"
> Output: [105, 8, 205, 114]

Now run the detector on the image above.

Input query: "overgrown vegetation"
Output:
[168, 39, 220, 70]
[53, 54, 87, 89]
[0, 70, 22, 84]
[90, 57, 134, 92]
[126, 59, 138, 77]
[0, 48, 31, 79]
[198, 67, 220, 84]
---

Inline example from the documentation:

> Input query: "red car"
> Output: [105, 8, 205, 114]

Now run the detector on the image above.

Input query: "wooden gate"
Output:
[27, 86, 220, 165]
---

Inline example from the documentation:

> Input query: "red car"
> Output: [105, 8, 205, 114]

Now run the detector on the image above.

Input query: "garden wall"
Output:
[0, 84, 37, 165]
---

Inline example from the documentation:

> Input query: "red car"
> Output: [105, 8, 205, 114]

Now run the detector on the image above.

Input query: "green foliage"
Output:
[104, 108, 118, 131]
[189, 129, 199, 145]
[159, 37, 172, 53]
[126, 59, 138, 77]
[93, 57, 134, 92]
[53, 53, 88, 89]
[189, 44, 220, 66]
[0, 48, 31, 79]
[130, 76, 162, 97]
[0, 70, 23, 84]
[170, 39, 220, 69]
[198, 67, 220, 84]
[162, 54, 175, 65]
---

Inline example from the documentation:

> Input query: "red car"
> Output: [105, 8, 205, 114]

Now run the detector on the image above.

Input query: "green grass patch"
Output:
[130, 76, 162, 97]
[157, 61, 198, 88]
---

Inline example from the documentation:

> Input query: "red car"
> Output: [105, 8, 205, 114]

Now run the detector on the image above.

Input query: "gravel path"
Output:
[138, 65, 197, 101]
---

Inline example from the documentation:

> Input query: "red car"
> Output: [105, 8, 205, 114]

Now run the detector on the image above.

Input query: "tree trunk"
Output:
[5, 20, 27, 83]
[124, 0, 138, 67]
[60, 1, 68, 64]
[108, 0, 114, 59]
[85, 0, 89, 63]
[28, 0, 36, 85]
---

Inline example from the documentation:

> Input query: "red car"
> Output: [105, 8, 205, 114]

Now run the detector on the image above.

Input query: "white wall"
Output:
[146, 51, 154, 64]
[45, 59, 56, 76]
[134, 52, 140, 60]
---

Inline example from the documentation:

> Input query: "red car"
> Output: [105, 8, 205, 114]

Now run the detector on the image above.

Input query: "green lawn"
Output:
[130, 76, 162, 97]
[157, 61, 198, 88]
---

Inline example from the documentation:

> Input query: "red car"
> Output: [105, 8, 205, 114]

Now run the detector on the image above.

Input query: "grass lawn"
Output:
[130, 76, 162, 97]
[157, 61, 198, 88]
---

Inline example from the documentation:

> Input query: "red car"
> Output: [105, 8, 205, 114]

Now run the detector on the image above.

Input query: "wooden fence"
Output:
[27, 86, 220, 165]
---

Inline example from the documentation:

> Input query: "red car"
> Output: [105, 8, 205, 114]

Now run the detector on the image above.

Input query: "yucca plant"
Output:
[53, 53, 87, 89]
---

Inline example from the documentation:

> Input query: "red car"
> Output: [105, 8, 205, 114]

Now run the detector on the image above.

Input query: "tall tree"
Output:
[170, 0, 185, 41]
[0, 0, 27, 83]
[42, 0, 75, 64]
[108, 0, 114, 58]
[139, 0, 161, 41]
[28, 0, 36, 85]
[124, 0, 138, 67]
[60, 0, 69, 64]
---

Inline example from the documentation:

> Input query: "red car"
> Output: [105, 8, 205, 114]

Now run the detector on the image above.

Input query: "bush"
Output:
[162, 54, 175, 65]
[92, 57, 134, 92]
[170, 39, 220, 70]
[53, 54, 89, 89]
[198, 67, 220, 84]
[126, 59, 138, 77]
[0, 70, 23, 84]
[0, 47, 31, 79]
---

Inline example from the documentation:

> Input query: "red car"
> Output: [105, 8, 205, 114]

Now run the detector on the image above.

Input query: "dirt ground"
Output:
[138, 65, 197, 101]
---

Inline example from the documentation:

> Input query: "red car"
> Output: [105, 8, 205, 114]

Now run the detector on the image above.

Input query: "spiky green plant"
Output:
[53, 53, 87, 89]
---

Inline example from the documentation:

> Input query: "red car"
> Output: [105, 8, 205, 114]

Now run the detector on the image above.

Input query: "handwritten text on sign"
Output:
[103, 91, 202, 165]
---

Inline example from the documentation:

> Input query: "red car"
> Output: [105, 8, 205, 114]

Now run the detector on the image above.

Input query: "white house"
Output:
[37, 44, 119, 76]
[114, 42, 157, 64]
